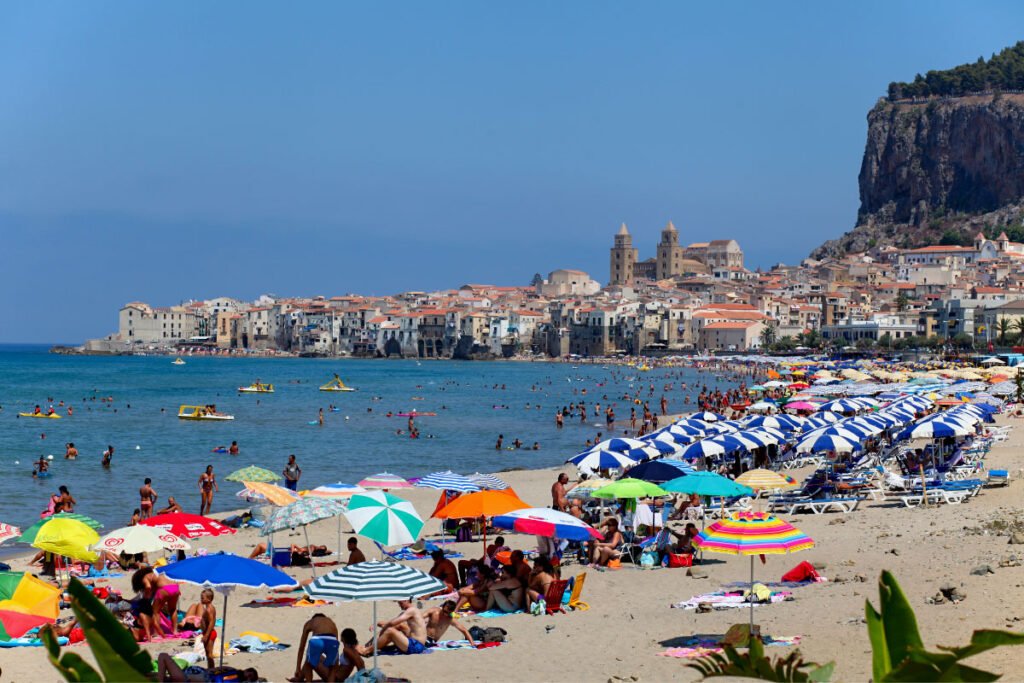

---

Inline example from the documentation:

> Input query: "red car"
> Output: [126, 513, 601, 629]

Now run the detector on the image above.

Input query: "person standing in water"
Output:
[283, 455, 302, 492]
[318, 408, 324, 426]
[198, 465, 217, 516]
[102, 445, 114, 468]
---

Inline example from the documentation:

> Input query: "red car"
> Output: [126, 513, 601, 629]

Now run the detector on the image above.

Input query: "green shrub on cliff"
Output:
[888, 41, 1024, 99]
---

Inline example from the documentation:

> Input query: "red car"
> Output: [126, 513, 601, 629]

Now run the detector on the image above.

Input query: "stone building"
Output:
[608, 223, 638, 286]
[656, 221, 686, 280]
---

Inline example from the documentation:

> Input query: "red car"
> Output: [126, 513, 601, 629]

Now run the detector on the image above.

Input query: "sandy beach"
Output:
[3, 415, 1023, 682]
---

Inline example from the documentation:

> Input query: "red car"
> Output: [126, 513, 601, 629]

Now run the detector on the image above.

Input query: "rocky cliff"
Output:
[812, 93, 1024, 258]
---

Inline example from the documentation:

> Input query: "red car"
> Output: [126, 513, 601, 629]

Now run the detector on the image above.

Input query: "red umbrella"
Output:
[139, 513, 236, 540]
[0, 609, 53, 639]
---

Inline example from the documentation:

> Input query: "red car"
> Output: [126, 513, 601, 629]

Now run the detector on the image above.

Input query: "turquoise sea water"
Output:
[0, 345, 733, 528]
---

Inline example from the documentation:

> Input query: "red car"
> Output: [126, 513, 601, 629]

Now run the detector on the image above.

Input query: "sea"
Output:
[0, 344, 736, 529]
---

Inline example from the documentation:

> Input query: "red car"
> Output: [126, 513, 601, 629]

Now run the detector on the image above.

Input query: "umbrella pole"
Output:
[303, 526, 317, 577]
[337, 515, 342, 567]
[749, 555, 755, 637]
[373, 601, 379, 673]
[220, 593, 228, 667]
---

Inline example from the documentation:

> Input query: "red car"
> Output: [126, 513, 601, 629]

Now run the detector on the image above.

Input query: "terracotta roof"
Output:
[704, 321, 757, 330]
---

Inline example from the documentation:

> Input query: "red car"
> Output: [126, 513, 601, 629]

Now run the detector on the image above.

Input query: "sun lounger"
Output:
[986, 469, 1009, 487]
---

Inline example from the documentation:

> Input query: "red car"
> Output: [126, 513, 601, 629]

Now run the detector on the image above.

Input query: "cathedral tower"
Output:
[655, 221, 684, 280]
[609, 223, 638, 286]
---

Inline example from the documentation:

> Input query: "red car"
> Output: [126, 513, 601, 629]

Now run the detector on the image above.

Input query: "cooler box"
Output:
[272, 549, 291, 567]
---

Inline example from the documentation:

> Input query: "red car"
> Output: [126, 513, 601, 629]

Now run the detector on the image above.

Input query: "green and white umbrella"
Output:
[261, 498, 347, 577]
[225, 466, 280, 483]
[344, 491, 423, 548]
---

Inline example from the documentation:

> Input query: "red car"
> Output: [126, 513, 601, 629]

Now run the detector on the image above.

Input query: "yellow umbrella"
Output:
[241, 481, 298, 506]
[735, 468, 797, 492]
[31, 518, 99, 563]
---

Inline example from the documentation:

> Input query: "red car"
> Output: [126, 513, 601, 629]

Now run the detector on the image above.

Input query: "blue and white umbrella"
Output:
[668, 422, 707, 437]
[159, 554, 297, 665]
[709, 433, 762, 453]
[821, 398, 867, 414]
[649, 426, 697, 445]
[566, 449, 638, 472]
[678, 439, 727, 461]
[638, 437, 678, 455]
[744, 415, 803, 431]
[598, 437, 655, 453]
[467, 473, 509, 490]
[899, 420, 971, 441]
[795, 433, 862, 454]
[690, 411, 726, 423]
[414, 471, 481, 493]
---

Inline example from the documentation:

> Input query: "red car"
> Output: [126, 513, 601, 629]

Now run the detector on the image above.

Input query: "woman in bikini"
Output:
[198, 465, 217, 516]
[133, 567, 182, 634]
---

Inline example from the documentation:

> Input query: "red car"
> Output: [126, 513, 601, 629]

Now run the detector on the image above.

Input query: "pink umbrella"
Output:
[784, 401, 819, 412]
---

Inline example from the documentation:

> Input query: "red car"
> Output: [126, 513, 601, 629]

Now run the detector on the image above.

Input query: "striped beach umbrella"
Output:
[237, 481, 298, 506]
[414, 471, 480, 493]
[492, 507, 602, 541]
[262, 498, 347, 577]
[677, 439, 727, 461]
[693, 511, 815, 631]
[691, 411, 726, 423]
[566, 449, 637, 473]
[345, 491, 424, 547]
[795, 433, 861, 454]
[225, 466, 280, 483]
[0, 524, 21, 545]
[304, 482, 367, 499]
[358, 473, 413, 490]
[467, 473, 509, 490]
[303, 560, 445, 671]
[735, 468, 796, 492]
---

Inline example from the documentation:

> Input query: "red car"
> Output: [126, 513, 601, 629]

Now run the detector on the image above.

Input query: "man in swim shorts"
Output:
[359, 599, 428, 656]
[292, 613, 340, 682]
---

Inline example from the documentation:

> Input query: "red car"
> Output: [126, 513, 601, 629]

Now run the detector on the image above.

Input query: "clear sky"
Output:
[2, 2, 1023, 343]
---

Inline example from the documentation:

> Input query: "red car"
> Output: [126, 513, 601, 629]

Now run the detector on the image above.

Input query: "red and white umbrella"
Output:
[92, 525, 191, 554]
[491, 507, 602, 541]
[139, 513, 236, 540]
[0, 523, 21, 545]
[358, 473, 413, 490]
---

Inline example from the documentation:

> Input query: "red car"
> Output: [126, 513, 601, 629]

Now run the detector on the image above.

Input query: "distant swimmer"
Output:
[102, 445, 114, 468]
[65, 442, 78, 460]
[229, 441, 239, 455]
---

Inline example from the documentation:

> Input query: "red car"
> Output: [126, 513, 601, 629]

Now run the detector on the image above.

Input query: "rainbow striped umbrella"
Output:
[693, 511, 814, 631]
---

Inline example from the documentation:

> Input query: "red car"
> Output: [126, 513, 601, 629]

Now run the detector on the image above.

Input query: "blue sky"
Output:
[2, 2, 1023, 343]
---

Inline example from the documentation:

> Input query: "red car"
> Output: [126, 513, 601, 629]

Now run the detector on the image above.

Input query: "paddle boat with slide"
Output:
[172, 357, 186, 365]
[238, 382, 274, 393]
[320, 376, 356, 392]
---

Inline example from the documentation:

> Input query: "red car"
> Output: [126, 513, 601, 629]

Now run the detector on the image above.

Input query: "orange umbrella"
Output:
[433, 489, 529, 551]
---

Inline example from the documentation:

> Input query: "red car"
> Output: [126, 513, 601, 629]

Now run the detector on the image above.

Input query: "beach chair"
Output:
[566, 572, 590, 611]
[544, 578, 569, 615]
[986, 469, 1009, 487]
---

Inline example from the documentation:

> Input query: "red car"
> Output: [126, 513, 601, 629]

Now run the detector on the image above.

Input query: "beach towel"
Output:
[659, 636, 801, 658]
[472, 608, 525, 618]
[0, 636, 69, 647]
[670, 591, 793, 611]
[228, 635, 289, 653]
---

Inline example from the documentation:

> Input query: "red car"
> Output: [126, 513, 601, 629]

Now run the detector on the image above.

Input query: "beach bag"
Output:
[668, 553, 693, 568]
[469, 626, 507, 643]
[639, 551, 657, 568]
[455, 525, 473, 543]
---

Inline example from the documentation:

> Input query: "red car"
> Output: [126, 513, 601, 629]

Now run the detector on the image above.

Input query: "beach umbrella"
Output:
[158, 554, 297, 666]
[795, 433, 861, 454]
[492, 508, 602, 542]
[434, 489, 529, 552]
[566, 478, 617, 500]
[691, 411, 726, 423]
[744, 415, 803, 431]
[0, 609, 53, 641]
[0, 524, 21, 545]
[637, 438, 678, 456]
[763, 380, 787, 389]
[626, 459, 696, 484]
[566, 449, 639, 473]
[26, 517, 99, 563]
[899, 420, 971, 441]
[346, 491, 424, 547]
[236, 481, 298, 506]
[693, 511, 814, 632]
[224, 466, 280, 483]
[358, 473, 413, 490]
[262, 497, 347, 576]
[0, 571, 60, 621]
[414, 471, 481, 493]
[662, 472, 754, 498]
[677, 439, 727, 461]
[784, 401, 818, 412]
[466, 473, 510, 491]
[735, 469, 796, 492]
[92, 525, 190, 555]
[16, 513, 102, 543]
[591, 478, 668, 500]
[303, 482, 368, 499]
[303, 560, 445, 672]
[139, 513, 236, 540]
[597, 437, 659, 453]
[748, 401, 777, 414]
[980, 357, 1005, 366]
[668, 421, 708, 436]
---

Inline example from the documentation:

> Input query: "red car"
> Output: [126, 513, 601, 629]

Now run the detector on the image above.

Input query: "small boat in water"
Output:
[238, 382, 274, 393]
[19, 411, 61, 419]
[172, 357, 186, 365]
[178, 405, 234, 421]
[320, 375, 356, 392]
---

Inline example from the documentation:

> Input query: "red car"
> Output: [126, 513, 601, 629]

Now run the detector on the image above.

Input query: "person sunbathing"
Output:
[358, 600, 429, 655]
[455, 563, 495, 612]
[589, 518, 624, 567]
[424, 600, 477, 646]
[483, 565, 523, 613]
[526, 555, 556, 605]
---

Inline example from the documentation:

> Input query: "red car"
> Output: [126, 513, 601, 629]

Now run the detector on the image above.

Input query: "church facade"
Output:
[607, 222, 744, 285]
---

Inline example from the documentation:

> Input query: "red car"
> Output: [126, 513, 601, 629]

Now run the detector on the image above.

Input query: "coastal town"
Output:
[81, 223, 1024, 358]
